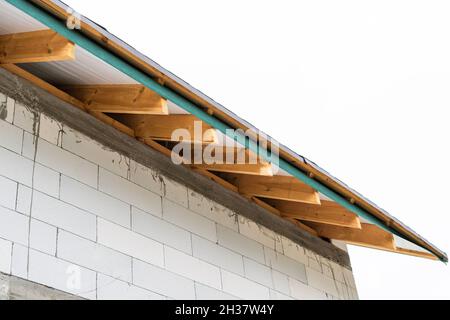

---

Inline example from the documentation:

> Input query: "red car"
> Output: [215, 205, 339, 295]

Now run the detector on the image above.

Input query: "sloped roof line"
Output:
[17, 0, 448, 262]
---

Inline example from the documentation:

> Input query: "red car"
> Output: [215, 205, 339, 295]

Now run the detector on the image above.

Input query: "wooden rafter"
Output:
[140, 139, 238, 193]
[395, 247, 438, 261]
[0, 29, 75, 64]
[287, 218, 319, 237]
[224, 174, 321, 204]
[242, 195, 282, 217]
[308, 222, 396, 251]
[190, 166, 239, 192]
[61, 84, 168, 115]
[117, 114, 217, 144]
[180, 144, 273, 176]
[0, 64, 134, 137]
[270, 200, 361, 229]
[197, 162, 273, 176]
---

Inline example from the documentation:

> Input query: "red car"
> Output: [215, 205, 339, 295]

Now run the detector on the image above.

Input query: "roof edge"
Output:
[17, 0, 448, 262]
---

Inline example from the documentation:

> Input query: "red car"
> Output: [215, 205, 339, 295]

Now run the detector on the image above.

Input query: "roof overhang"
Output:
[1, 0, 447, 262]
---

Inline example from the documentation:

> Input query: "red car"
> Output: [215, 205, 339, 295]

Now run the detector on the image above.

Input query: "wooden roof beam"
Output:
[287, 218, 319, 237]
[225, 174, 321, 205]
[271, 200, 361, 229]
[61, 84, 168, 115]
[0, 64, 135, 137]
[117, 114, 217, 144]
[0, 29, 75, 64]
[190, 146, 273, 176]
[309, 222, 396, 251]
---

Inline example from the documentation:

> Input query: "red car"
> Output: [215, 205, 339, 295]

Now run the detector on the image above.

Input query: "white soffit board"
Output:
[19, 46, 138, 85]
[394, 235, 430, 253]
[167, 100, 189, 114]
[0, 1, 137, 86]
[0, 0, 46, 35]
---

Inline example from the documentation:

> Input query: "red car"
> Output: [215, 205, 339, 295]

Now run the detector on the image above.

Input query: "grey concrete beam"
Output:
[0, 273, 82, 300]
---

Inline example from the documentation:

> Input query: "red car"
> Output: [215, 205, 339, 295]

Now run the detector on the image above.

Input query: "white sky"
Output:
[64, 0, 450, 299]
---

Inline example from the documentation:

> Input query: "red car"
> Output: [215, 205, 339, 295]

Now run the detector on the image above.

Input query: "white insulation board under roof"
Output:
[0, 0, 45, 34]
[20, 46, 138, 85]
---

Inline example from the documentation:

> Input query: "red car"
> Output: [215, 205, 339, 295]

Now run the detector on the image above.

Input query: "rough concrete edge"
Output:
[0, 272, 83, 300]
[0, 67, 352, 269]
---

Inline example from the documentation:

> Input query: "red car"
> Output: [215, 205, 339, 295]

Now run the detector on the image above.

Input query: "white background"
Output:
[64, 0, 450, 299]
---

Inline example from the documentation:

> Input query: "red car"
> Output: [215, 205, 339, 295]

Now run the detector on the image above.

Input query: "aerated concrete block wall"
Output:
[0, 91, 358, 300]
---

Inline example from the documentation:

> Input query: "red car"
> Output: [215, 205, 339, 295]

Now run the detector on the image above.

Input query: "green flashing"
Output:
[6, 0, 444, 262]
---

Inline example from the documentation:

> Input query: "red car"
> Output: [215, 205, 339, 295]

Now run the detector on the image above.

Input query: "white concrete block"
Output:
[335, 280, 351, 300]
[97, 274, 164, 300]
[0, 206, 29, 246]
[133, 259, 195, 300]
[0, 146, 34, 187]
[28, 249, 97, 299]
[271, 270, 290, 295]
[350, 287, 359, 300]
[306, 267, 338, 297]
[39, 114, 62, 146]
[269, 290, 293, 300]
[62, 127, 129, 178]
[195, 283, 238, 300]
[36, 138, 98, 188]
[13, 102, 35, 134]
[192, 235, 244, 276]
[329, 261, 345, 283]
[16, 184, 32, 215]
[289, 277, 327, 300]
[281, 236, 308, 265]
[2, 96, 15, 123]
[307, 256, 323, 273]
[342, 267, 357, 289]
[99, 168, 162, 217]
[216, 224, 265, 264]
[21, 131, 37, 160]
[238, 217, 277, 250]
[321, 262, 334, 279]
[0, 118, 23, 153]
[32, 191, 96, 241]
[164, 246, 222, 289]
[58, 231, 132, 282]
[29, 219, 57, 255]
[0, 238, 12, 274]
[97, 218, 163, 267]
[60, 175, 131, 228]
[0, 175, 17, 210]
[162, 176, 188, 207]
[243, 257, 273, 288]
[132, 207, 191, 254]
[274, 234, 284, 254]
[33, 163, 60, 198]
[129, 160, 163, 195]
[221, 270, 270, 300]
[188, 190, 238, 231]
[264, 247, 307, 284]
[163, 199, 216, 242]
[11, 243, 28, 279]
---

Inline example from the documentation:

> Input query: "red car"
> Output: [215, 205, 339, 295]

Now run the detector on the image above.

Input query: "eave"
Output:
[1, 0, 446, 263]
